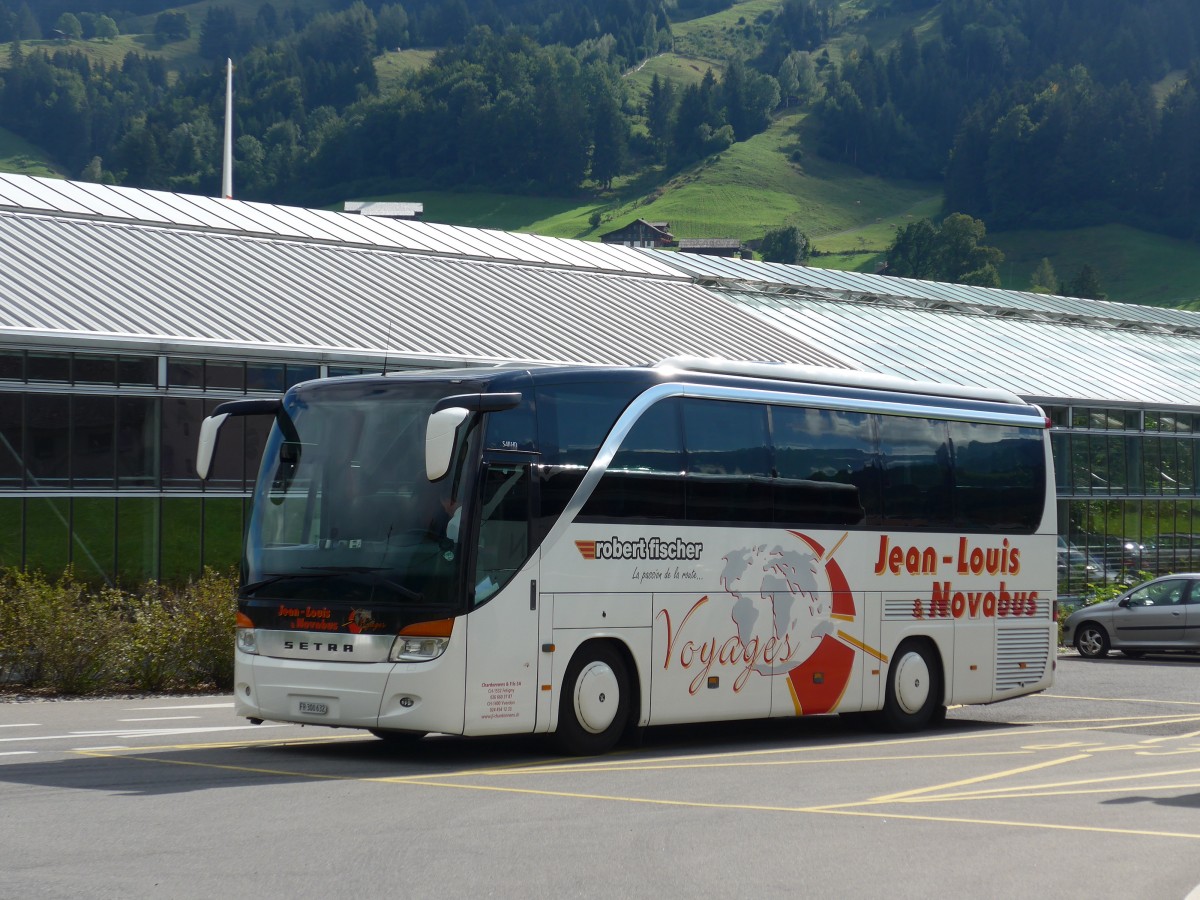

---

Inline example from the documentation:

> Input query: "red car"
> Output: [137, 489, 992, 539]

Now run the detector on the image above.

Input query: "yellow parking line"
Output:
[847, 753, 1091, 805]
[407, 750, 1034, 779]
[1042, 693, 1200, 708]
[899, 781, 1200, 803]
[67, 738, 1200, 842]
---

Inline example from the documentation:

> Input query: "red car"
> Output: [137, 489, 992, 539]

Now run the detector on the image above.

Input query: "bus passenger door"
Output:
[463, 460, 543, 735]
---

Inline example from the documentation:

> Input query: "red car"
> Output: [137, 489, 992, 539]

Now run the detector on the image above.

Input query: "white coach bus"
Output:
[197, 357, 1057, 754]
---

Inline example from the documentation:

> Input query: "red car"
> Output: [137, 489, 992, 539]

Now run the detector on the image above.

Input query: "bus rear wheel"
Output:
[555, 643, 630, 756]
[881, 640, 942, 732]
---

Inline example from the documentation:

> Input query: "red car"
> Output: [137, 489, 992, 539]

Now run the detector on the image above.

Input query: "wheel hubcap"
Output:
[894, 651, 931, 715]
[574, 661, 620, 734]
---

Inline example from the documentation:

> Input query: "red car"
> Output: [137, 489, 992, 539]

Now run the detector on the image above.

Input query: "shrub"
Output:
[0, 567, 238, 695]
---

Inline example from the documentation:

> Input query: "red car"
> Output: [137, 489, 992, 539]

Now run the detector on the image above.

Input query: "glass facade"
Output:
[1047, 404, 1200, 598]
[0, 347, 379, 586]
[4, 345, 1200, 596]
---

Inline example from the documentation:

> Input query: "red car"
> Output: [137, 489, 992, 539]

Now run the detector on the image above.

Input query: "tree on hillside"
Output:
[376, 4, 409, 51]
[937, 213, 1003, 286]
[590, 85, 627, 189]
[1030, 258, 1058, 294]
[1066, 264, 1107, 301]
[885, 218, 940, 280]
[54, 13, 82, 40]
[155, 11, 191, 43]
[644, 73, 675, 160]
[759, 226, 810, 264]
[94, 15, 118, 41]
[200, 7, 242, 61]
[13, 2, 38, 40]
[885, 214, 1003, 286]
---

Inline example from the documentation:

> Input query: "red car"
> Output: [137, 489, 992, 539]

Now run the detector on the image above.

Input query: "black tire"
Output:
[880, 640, 943, 732]
[1074, 623, 1110, 658]
[555, 643, 631, 756]
[369, 728, 425, 748]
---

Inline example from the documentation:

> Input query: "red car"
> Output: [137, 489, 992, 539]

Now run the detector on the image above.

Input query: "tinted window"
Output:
[72, 395, 115, 488]
[951, 421, 1045, 531]
[28, 352, 70, 383]
[247, 362, 285, 392]
[119, 355, 157, 387]
[167, 358, 202, 388]
[26, 394, 70, 487]
[0, 350, 23, 382]
[483, 377, 536, 454]
[161, 398, 203, 489]
[582, 398, 684, 520]
[0, 393, 22, 488]
[683, 398, 771, 523]
[879, 415, 952, 527]
[536, 382, 638, 526]
[473, 463, 531, 605]
[73, 354, 117, 385]
[117, 397, 159, 488]
[773, 405, 876, 526]
[205, 360, 245, 391]
[285, 364, 319, 388]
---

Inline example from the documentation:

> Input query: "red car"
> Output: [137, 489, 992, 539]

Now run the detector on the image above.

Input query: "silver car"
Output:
[1063, 575, 1200, 658]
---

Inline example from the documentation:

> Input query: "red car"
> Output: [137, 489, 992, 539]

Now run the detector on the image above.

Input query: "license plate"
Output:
[298, 701, 328, 716]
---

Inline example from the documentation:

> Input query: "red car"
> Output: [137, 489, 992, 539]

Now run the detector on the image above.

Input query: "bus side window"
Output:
[682, 398, 771, 522]
[772, 405, 877, 526]
[950, 421, 1044, 532]
[581, 398, 684, 521]
[473, 463, 530, 604]
[879, 415, 952, 527]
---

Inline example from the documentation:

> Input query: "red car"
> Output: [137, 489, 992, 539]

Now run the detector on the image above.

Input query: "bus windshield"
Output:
[244, 379, 483, 610]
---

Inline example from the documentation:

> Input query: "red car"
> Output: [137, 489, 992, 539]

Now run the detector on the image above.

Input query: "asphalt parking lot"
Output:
[2, 651, 1199, 899]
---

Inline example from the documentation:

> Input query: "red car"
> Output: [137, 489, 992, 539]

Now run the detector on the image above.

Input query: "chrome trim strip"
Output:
[257, 629, 395, 663]
[539, 381, 1044, 557]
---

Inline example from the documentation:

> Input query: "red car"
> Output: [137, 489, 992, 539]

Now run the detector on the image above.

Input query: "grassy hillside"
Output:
[359, 103, 1200, 306]
[4, 0, 1200, 307]
[0, 126, 63, 177]
[991, 226, 1200, 306]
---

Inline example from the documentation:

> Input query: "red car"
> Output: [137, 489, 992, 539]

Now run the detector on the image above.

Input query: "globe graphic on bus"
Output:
[720, 542, 832, 678]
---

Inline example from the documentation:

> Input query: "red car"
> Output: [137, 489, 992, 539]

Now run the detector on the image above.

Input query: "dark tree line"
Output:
[0, 0, 785, 200]
[813, 0, 1200, 239]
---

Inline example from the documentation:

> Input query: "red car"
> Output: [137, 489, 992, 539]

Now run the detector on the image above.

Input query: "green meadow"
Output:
[0, 127, 63, 178]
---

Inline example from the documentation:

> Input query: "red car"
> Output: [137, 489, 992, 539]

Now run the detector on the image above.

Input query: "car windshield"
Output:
[244, 378, 483, 609]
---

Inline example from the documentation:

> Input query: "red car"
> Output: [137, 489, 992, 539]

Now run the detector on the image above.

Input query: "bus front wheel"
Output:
[555, 643, 630, 756]
[369, 728, 425, 749]
[881, 640, 943, 732]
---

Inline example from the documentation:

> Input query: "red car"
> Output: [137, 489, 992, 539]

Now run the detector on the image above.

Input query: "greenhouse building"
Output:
[1, 173, 1200, 599]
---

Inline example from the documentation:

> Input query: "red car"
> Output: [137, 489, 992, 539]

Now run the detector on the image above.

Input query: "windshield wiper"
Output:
[242, 572, 339, 594]
[301, 566, 425, 602]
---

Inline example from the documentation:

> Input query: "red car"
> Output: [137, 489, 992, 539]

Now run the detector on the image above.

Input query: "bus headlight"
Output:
[235, 612, 257, 655]
[236, 628, 258, 655]
[390, 636, 449, 661]
[388, 618, 454, 662]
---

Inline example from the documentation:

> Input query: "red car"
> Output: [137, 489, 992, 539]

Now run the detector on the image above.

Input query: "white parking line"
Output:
[119, 716, 201, 722]
[0, 750, 36, 756]
[0, 724, 286, 743]
[0, 724, 39, 729]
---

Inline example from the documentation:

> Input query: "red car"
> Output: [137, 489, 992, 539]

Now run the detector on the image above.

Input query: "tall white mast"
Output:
[221, 58, 233, 199]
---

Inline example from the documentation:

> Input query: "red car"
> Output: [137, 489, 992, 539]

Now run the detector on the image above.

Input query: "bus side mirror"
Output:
[425, 393, 522, 481]
[426, 408, 470, 481]
[196, 397, 283, 481]
[196, 413, 229, 481]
